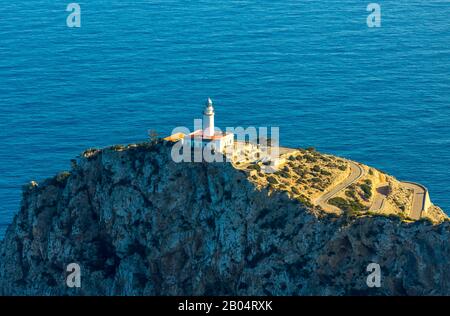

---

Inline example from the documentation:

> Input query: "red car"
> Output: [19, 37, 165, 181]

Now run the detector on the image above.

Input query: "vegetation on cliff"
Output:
[0, 141, 449, 295]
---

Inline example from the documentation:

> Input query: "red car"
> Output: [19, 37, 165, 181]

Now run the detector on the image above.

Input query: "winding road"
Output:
[314, 160, 365, 212]
[401, 182, 427, 220]
[369, 182, 427, 220]
[253, 146, 428, 219]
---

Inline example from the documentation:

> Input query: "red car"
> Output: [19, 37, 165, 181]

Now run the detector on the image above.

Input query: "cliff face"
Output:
[0, 142, 449, 295]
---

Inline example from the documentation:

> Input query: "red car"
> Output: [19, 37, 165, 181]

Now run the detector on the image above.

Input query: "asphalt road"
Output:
[402, 182, 426, 220]
[314, 160, 365, 212]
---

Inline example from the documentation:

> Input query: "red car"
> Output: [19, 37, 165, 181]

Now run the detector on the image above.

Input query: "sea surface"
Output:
[0, 1, 449, 237]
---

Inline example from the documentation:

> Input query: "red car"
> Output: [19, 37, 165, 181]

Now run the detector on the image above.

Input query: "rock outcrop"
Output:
[0, 141, 449, 295]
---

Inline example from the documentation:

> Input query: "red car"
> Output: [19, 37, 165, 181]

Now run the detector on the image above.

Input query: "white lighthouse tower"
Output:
[174, 98, 234, 153]
[203, 97, 215, 137]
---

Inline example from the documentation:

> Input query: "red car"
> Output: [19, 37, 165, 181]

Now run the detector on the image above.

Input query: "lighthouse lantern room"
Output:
[179, 98, 235, 152]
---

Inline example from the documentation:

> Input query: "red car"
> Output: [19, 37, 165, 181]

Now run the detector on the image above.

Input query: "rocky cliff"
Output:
[1, 141, 449, 295]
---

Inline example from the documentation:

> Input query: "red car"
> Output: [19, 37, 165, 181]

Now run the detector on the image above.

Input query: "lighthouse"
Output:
[167, 98, 234, 153]
[203, 97, 215, 137]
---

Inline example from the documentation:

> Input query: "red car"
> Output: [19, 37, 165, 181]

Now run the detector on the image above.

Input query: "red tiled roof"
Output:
[187, 130, 232, 140]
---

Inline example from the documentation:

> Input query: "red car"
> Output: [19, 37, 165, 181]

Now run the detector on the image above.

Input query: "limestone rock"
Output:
[0, 142, 449, 295]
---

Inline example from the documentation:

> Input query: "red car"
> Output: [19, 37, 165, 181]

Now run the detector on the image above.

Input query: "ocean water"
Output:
[0, 1, 449, 237]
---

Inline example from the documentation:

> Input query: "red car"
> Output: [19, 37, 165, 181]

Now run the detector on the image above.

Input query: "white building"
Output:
[165, 98, 234, 152]
[184, 98, 234, 152]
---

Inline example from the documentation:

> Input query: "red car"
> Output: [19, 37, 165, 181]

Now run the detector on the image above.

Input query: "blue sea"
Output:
[0, 1, 449, 237]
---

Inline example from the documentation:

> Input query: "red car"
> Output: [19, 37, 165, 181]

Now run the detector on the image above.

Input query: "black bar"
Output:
[1, 296, 449, 314]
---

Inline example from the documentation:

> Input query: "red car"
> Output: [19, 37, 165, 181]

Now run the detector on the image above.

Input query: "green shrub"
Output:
[329, 197, 348, 209]
[360, 183, 372, 199]
[111, 144, 125, 151]
[267, 176, 278, 184]
[56, 171, 71, 184]
[304, 155, 317, 163]
[329, 197, 366, 215]
[320, 169, 332, 176]
[314, 185, 324, 192]
[291, 186, 301, 195]
[297, 196, 313, 208]
[348, 200, 367, 212]
[248, 164, 261, 171]
[293, 167, 305, 176]
[345, 189, 357, 200]
[312, 165, 321, 172]
[148, 130, 160, 144]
